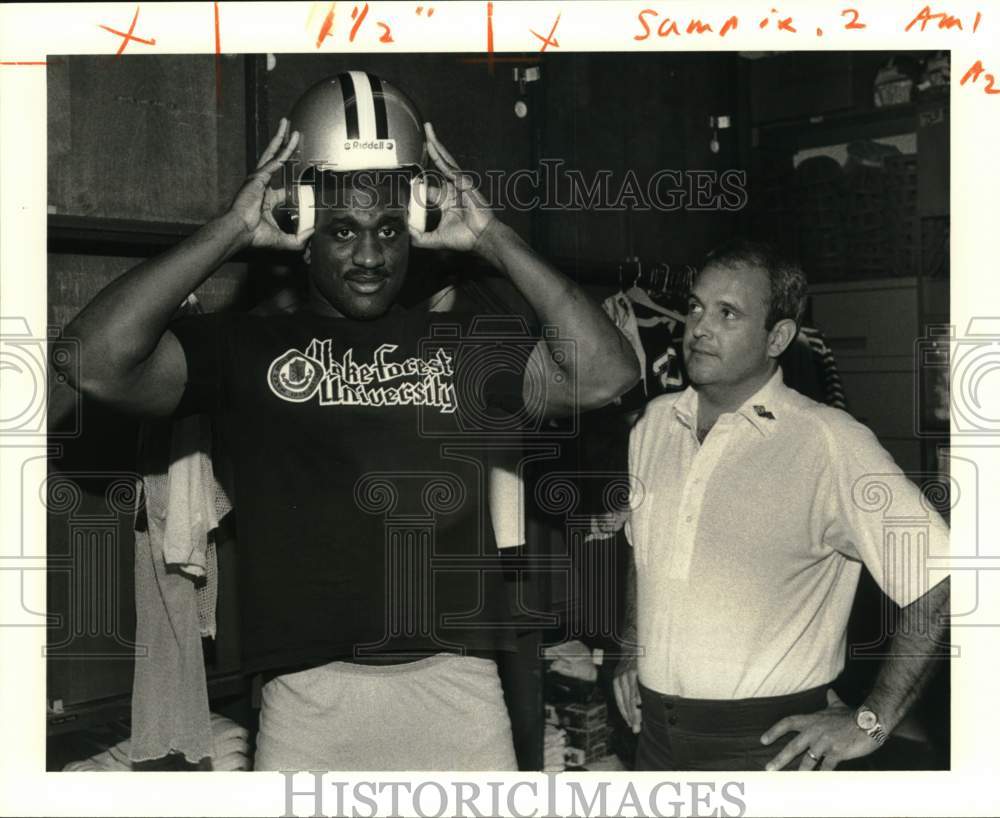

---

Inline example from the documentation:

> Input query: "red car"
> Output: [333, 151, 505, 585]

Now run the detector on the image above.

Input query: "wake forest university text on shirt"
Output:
[267, 340, 458, 412]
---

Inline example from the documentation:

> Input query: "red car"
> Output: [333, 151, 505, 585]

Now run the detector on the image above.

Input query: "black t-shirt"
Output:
[170, 305, 534, 673]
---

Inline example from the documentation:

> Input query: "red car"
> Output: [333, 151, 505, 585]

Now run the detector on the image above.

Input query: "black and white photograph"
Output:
[2, 2, 995, 816]
[41, 46, 951, 774]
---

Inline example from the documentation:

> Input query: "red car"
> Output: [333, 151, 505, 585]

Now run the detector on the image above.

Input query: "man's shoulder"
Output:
[776, 388, 881, 454]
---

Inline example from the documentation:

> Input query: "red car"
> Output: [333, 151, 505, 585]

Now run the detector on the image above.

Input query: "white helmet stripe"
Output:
[348, 70, 378, 143]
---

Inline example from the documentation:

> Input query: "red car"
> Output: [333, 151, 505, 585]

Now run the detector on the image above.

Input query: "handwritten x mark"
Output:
[99, 6, 156, 56]
[530, 13, 562, 52]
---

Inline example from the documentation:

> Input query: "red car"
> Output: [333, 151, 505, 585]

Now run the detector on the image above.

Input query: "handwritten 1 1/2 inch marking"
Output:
[314, 3, 392, 47]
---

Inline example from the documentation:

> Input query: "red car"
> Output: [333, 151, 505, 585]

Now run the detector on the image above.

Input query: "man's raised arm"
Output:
[56, 121, 312, 417]
[409, 124, 641, 416]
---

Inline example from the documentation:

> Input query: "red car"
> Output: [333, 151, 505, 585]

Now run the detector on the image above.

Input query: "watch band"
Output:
[866, 723, 888, 746]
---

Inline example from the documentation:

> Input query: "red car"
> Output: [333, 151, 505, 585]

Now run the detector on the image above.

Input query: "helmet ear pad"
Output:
[294, 183, 316, 239]
[408, 173, 442, 234]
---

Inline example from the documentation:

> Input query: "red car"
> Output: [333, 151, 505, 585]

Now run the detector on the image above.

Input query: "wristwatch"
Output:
[855, 705, 888, 746]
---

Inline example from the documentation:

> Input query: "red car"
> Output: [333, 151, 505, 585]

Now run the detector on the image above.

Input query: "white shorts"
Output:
[253, 653, 518, 771]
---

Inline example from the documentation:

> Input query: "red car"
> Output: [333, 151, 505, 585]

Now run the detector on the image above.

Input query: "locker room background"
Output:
[45, 52, 950, 771]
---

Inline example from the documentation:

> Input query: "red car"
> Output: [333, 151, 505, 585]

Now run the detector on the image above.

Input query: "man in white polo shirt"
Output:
[613, 240, 950, 771]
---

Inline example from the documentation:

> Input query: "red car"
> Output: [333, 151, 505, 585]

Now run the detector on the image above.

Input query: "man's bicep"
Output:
[522, 340, 576, 418]
[824, 413, 950, 607]
[108, 330, 189, 417]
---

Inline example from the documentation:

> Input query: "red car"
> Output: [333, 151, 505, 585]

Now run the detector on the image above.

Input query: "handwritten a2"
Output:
[961, 60, 1000, 96]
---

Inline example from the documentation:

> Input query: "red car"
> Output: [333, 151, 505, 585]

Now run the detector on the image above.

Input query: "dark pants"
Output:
[635, 681, 829, 771]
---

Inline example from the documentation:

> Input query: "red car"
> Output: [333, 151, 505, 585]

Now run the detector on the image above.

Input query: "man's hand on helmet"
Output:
[229, 118, 315, 251]
[409, 123, 496, 253]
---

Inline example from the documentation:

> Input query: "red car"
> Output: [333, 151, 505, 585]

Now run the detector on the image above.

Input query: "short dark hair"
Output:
[703, 239, 808, 330]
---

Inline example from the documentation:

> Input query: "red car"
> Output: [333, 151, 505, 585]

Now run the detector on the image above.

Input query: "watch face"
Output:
[857, 709, 878, 730]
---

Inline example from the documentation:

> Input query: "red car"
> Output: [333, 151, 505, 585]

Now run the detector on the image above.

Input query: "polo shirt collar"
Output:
[672, 367, 787, 437]
[735, 368, 786, 436]
[671, 385, 699, 432]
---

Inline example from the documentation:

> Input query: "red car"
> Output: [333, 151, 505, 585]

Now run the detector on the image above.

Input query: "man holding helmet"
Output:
[59, 71, 640, 770]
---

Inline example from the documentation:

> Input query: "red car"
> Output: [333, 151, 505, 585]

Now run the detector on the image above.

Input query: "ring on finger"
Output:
[806, 749, 820, 762]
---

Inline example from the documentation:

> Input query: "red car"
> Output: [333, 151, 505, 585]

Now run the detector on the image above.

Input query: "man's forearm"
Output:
[62, 212, 249, 390]
[864, 577, 950, 733]
[474, 219, 640, 402]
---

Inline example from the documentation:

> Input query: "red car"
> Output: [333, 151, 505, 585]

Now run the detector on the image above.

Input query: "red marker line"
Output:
[0, 61, 52, 66]
[317, 4, 335, 47]
[215, 2, 222, 55]
[214, 1, 222, 108]
[487, 1, 495, 74]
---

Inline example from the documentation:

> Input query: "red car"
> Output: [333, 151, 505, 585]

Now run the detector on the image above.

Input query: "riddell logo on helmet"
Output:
[343, 140, 395, 151]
